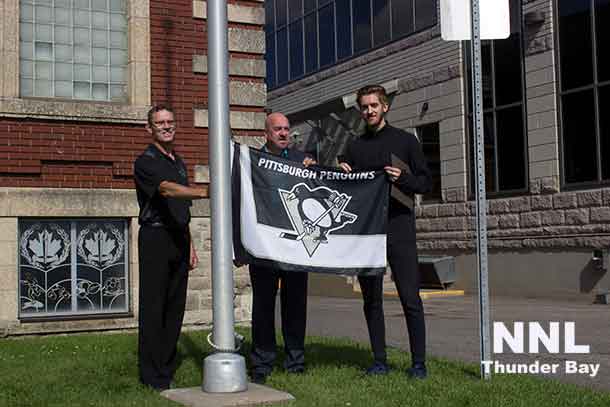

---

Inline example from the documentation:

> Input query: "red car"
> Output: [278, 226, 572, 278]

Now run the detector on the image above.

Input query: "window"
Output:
[19, 0, 128, 102]
[465, 0, 527, 194]
[265, 0, 437, 89]
[557, 0, 610, 185]
[417, 123, 441, 202]
[0, 1, 149, 121]
[19, 219, 129, 318]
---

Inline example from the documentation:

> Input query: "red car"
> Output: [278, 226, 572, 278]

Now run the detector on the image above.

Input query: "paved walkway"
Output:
[305, 294, 610, 391]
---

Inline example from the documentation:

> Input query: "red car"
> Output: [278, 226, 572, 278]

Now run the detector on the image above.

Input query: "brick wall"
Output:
[0, 0, 265, 335]
[0, 0, 266, 190]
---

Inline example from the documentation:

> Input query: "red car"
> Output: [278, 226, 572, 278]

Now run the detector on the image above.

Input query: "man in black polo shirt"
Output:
[134, 105, 208, 391]
[339, 85, 432, 379]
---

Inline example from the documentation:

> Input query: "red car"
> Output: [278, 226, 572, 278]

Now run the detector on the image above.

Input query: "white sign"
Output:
[440, 0, 511, 41]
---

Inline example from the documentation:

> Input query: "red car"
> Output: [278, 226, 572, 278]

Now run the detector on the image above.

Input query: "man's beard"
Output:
[366, 111, 385, 130]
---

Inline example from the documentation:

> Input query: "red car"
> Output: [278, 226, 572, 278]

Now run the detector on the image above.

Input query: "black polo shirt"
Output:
[134, 143, 192, 230]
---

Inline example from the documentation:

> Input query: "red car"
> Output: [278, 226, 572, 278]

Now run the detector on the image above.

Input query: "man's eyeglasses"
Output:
[152, 120, 176, 130]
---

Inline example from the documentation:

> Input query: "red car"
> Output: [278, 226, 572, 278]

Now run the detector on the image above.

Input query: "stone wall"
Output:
[416, 188, 610, 251]
[0, 188, 251, 336]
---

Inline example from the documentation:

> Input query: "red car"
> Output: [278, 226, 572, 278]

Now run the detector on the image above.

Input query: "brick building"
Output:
[266, 0, 610, 300]
[0, 0, 265, 335]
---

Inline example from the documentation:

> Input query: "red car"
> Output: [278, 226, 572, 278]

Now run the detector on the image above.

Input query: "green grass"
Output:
[1, 329, 609, 406]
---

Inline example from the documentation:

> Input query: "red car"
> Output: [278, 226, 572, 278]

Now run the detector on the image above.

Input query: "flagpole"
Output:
[469, 0, 492, 380]
[202, 0, 247, 393]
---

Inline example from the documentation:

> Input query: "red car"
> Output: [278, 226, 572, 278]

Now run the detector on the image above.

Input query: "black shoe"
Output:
[406, 363, 427, 379]
[287, 366, 305, 374]
[149, 383, 170, 392]
[251, 371, 269, 384]
[365, 361, 390, 375]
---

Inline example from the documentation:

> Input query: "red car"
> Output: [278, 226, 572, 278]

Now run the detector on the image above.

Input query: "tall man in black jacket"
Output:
[339, 85, 432, 379]
[249, 112, 316, 384]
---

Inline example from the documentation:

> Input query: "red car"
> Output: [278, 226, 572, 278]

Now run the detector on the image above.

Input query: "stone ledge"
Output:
[194, 109, 266, 129]
[0, 98, 148, 123]
[228, 27, 265, 54]
[0, 188, 211, 217]
[193, 55, 265, 78]
[193, 1, 265, 25]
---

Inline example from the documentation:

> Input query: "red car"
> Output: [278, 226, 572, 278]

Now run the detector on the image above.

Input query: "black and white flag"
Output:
[232, 143, 388, 276]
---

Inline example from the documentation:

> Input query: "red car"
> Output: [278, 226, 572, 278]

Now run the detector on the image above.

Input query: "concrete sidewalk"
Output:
[305, 294, 610, 391]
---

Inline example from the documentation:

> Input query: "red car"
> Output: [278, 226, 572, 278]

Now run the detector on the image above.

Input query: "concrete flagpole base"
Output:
[161, 384, 295, 406]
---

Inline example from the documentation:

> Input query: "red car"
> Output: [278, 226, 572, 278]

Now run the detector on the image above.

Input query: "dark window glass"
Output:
[277, 28, 289, 84]
[562, 90, 597, 183]
[318, 4, 336, 66]
[392, 0, 414, 38]
[601, 85, 610, 180]
[417, 123, 441, 202]
[305, 0, 317, 13]
[465, 41, 493, 110]
[496, 106, 526, 190]
[483, 113, 496, 192]
[558, 0, 593, 90]
[289, 20, 304, 79]
[596, 0, 610, 82]
[414, 0, 436, 30]
[289, 0, 302, 21]
[266, 34, 276, 88]
[494, 33, 522, 106]
[336, 0, 352, 59]
[265, 0, 275, 34]
[373, 0, 390, 46]
[465, 7, 526, 194]
[277, 0, 288, 27]
[481, 42, 493, 108]
[470, 114, 496, 193]
[304, 13, 318, 73]
[465, 42, 473, 112]
[353, 0, 371, 52]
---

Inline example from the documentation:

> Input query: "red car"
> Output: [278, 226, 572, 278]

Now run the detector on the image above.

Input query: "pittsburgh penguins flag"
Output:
[232, 142, 388, 276]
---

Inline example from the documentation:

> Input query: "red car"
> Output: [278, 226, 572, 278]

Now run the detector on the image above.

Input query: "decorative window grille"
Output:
[18, 219, 129, 318]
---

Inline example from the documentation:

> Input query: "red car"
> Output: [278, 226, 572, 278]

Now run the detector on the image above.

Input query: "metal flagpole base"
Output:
[202, 353, 247, 393]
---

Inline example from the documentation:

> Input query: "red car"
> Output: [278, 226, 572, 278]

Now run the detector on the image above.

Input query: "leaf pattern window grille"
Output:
[18, 219, 129, 318]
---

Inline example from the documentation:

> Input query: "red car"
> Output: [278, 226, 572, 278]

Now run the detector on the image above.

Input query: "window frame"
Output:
[19, 0, 130, 102]
[18, 217, 131, 321]
[555, 0, 610, 189]
[0, 0, 150, 124]
[415, 122, 442, 204]
[464, 1, 529, 197]
[265, 0, 437, 89]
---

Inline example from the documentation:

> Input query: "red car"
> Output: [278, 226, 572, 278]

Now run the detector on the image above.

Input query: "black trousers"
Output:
[138, 226, 190, 389]
[358, 211, 426, 365]
[249, 265, 308, 375]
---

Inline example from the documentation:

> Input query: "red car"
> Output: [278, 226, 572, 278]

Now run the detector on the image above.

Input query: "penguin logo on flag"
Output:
[278, 183, 357, 257]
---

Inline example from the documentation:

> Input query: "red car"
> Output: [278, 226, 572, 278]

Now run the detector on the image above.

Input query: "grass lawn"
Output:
[1, 328, 609, 406]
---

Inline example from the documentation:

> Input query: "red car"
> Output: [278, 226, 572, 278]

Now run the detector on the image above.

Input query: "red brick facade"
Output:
[0, 0, 265, 189]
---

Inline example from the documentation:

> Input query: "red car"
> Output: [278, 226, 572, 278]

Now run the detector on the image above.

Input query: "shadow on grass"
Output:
[177, 331, 375, 375]
[301, 339, 375, 371]
[177, 333, 209, 377]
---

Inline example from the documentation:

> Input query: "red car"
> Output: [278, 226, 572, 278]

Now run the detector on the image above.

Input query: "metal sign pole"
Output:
[202, 0, 247, 393]
[469, 0, 492, 380]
